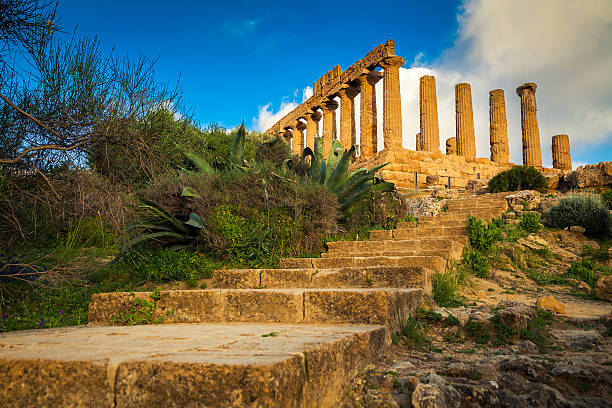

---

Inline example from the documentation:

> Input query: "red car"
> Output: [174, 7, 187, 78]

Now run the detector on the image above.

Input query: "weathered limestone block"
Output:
[446, 137, 457, 155]
[338, 86, 359, 151]
[552, 134, 572, 171]
[356, 72, 381, 158]
[489, 89, 509, 163]
[293, 121, 306, 154]
[305, 110, 322, 150]
[516, 83, 542, 167]
[566, 161, 612, 188]
[419, 75, 440, 152]
[416, 133, 423, 151]
[455, 83, 476, 161]
[322, 99, 339, 154]
[380, 54, 405, 150]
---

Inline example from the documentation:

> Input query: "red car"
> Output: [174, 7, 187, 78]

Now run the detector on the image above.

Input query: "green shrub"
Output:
[432, 272, 463, 307]
[462, 249, 490, 278]
[544, 194, 611, 237]
[467, 216, 499, 252]
[601, 190, 612, 210]
[519, 212, 541, 233]
[394, 317, 430, 349]
[488, 166, 547, 193]
[127, 249, 215, 284]
[566, 258, 603, 288]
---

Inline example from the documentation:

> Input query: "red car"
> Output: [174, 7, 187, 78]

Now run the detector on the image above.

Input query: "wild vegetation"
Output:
[487, 165, 547, 193]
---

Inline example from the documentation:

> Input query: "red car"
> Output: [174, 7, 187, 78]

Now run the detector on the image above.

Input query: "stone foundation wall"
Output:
[352, 148, 564, 190]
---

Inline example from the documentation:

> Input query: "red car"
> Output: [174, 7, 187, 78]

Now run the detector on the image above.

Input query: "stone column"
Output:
[455, 83, 476, 161]
[416, 133, 423, 151]
[355, 71, 382, 157]
[283, 128, 293, 149]
[419, 75, 440, 152]
[489, 89, 509, 163]
[305, 110, 321, 151]
[338, 86, 359, 151]
[516, 83, 542, 167]
[552, 134, 572, 170]
[446, 137, 457, 155]
[293, 121, 306, 154]
[380, 56, 405, 150]
[322, 98, 339, 154]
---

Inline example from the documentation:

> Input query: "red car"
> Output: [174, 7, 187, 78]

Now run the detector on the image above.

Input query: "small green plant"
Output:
[487, 165, 547, 193]
[112, 293, 163, 326]
[395, 317, 430, 349]
[464, 321, 491, 344]
[566, 258, 607, 288]
[519, 212, 541, 233]
[544, 194, 611, 237]
[520, 309, 554, 351]
[262, 331, 278, 337]
[462, 249, 490, 278]
[467, 216, 499, 252]
[432, 272, 463, 307]
[601, 190, 612, 210]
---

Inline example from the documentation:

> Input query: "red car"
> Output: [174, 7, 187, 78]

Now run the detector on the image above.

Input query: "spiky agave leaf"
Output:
[327, 146, 355, 192]
[309, 137, 324, 182]
[230, 120, 247, 167]
[184, 151, 215, 175]
[324, 140, 343, 185]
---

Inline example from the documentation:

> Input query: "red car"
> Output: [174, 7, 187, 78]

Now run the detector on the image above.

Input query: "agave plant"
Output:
[293, 136, 395, 218]
[183, 120, 248, 175]
[123, 198, 204, 252]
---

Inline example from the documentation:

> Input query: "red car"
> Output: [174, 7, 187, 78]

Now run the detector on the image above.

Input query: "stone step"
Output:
[89, 288, 423, 330]
[325, 238, 464, 259]
[404, 219, 468, 228]
[279, 255, 445, 274]
[321, 248, 456, 260]
[0, 323, 386, 407]
[369, 226, 467, 241]
[208, 265, 433, 293]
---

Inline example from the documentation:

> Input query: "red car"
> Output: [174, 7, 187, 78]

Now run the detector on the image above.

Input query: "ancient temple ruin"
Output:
[264, 40, 571, 189]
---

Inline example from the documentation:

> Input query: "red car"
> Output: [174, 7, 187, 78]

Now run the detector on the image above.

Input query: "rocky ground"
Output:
[342, 302, 611, 408]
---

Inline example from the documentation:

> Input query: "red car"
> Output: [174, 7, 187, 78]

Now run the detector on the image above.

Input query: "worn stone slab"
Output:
[89, 288, 424, 328]
[259, 266, 432, 293]
[325, 238, 463, 257]
[279, 255, 445, 272]
[368, 227, 466, 241]
[0, 323, 386, 408]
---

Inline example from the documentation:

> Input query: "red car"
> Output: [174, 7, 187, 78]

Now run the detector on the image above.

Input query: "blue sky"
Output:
[58, 0, 459, 127]
[58, 0, 611, 167]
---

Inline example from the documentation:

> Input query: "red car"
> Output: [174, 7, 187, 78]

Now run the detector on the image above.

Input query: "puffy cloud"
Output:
[253, 101, 298, 132]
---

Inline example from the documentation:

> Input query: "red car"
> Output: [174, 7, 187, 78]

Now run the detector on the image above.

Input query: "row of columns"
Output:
[280, 54, 404, 159]
[280, 72, 571, 171]
[424, 79, 571, 170]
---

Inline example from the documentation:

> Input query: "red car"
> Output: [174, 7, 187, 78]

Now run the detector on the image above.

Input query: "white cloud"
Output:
[256, 0, 612, 164]
[253, 101, 298, 132]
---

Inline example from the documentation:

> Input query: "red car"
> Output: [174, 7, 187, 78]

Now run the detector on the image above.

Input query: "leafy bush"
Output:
[602, 190, 612, 210]
[127, 249, 215, 285]
[467, 216, 499, 252]
[519, 212, 541, 233]
[566, 258, 609, 288]
[544, 194, 611, 237]
[488, 166, 547, 193]
[462, 248, 490, 278]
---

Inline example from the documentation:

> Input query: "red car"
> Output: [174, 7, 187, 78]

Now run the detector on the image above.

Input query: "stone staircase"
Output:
[0, 195, 508, 407]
